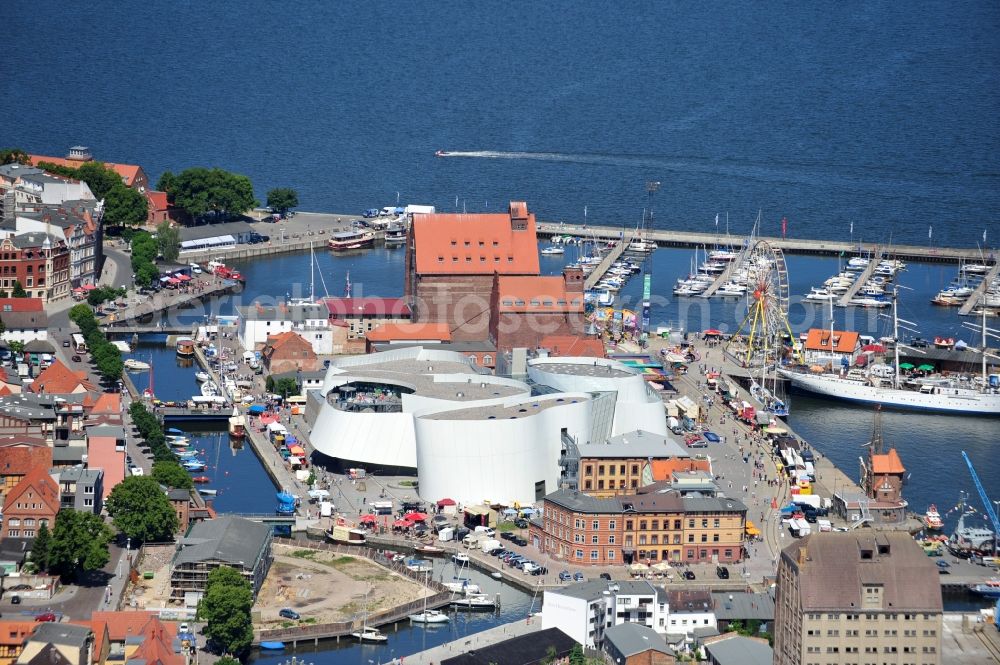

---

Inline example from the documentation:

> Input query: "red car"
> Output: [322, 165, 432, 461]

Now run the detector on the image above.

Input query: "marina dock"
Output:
[836, 251, 881, 307]
[537, 222, 994, 264]
[958, 261, 1000, 316]
[583, 236, 630, 289]
[100, 278, 239, 325]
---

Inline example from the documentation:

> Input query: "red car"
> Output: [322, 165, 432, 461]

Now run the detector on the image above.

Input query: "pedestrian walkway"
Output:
[404, 618, 543, 665]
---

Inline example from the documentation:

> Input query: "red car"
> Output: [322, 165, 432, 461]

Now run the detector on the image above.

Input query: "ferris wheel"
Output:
[725, 240, 799, 368]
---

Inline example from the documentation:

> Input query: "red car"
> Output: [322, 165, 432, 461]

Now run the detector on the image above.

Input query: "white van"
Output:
[474, 526, 495, 537]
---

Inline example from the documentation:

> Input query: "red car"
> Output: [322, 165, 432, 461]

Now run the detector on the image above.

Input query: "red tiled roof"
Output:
[366, 322, 452, 342]
[87, 612, 180, 665]
[29, 155, 143, 187]
[3, 464, 59, 515]
[496, 276, 584, 313]
[26, 360, 97, 394]
[324, 297, 412, 318]
[872, 448, 905, 475]
[804, 328, 860, 354]
[412, 202, 540, 276]
[0, 298, 44, 312]
[91, 392, 121, 415]
[0, 439, 52, 477]
[265, 331, 313, 352]
[146, 190, 169, 211]
[0, 620, 36, 647]
[537, 335, 606, 358]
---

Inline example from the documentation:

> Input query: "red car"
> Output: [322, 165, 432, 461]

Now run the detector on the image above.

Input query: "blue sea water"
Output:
[5, 1, 1000, 247]
[8, 2, 1000, 657]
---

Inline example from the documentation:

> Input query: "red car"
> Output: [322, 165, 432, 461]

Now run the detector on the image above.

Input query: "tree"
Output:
[265, 376, 299, 398]
[106, 476, 179, 542]
[0, 148, 30, 165]
[36, 160, 122, 199]
[11, 281, 28, 298]
[156, 220, 180, 263]
[266, 188, 298, 215]
[568, 644, 585, 665]
[160, 167, 258, 222]
[48, 510, 113, 579]
[152, 460, 194, 490]
[69, 303, 95, 326]
[28, 522, 52, 572]
[198, 567, 254, 655]
[8, 340, 24, 356]
[104, 184, 148, 228]
[215, 657, 241, 665]
[156, 171, 177, 195]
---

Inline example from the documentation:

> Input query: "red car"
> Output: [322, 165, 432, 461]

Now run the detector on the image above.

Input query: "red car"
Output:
[34, 613, 57, 622]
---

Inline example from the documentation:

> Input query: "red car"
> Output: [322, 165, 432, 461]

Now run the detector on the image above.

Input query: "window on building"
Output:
[609, 520, 616, 529]
[592, 520, 599, 530]
[575, 549, 583, 559]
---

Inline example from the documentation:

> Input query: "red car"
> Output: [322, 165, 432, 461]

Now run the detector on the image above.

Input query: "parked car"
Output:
[514, 518, 529, 528]
[179, 623, 189, 634]
[71, 355, 82, 362]
[34, 613, 57, 622]
[682, 570, 696, 580]
[62, 340, 71, 348]
[716, 566, 730, 579]
[501, 532, 515, 541]
[558, 571, 572, 581]
[278, 608, 300, 620]
[573, 572, 585, 582]
[10, 596, 20, 605]
[936, 560, 950, 568]
[513, 536, 528, 547]
[530, 566, 548, 576]
[599, 572, 612, 580]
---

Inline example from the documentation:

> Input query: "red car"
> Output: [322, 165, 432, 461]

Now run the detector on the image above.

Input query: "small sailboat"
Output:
[540, 245, 565, 255]
[124, 359, 151, 371]
[410, 570, 450, 624]
[195, 371, 210, 383]
[352, 627, 387, 642]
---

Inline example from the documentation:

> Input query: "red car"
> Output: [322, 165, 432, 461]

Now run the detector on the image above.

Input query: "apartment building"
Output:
[573, 430, 704, 497]
[542, 580, 666, 648]
[773, 531, 942, 665]
[533, 489, 746, 566]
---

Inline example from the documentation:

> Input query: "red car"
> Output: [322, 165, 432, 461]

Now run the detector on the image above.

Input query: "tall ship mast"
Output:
[778, 291, 1000, 415]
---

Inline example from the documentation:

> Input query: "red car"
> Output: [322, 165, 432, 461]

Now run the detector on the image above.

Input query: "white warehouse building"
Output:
[307, 348, 666, 506]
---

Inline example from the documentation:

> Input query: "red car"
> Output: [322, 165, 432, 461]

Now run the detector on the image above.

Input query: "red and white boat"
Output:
[934, 337, 955, 349]
[924, 505, 944, 530]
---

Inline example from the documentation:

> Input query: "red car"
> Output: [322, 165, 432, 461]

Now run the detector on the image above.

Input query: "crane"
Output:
[961, 451, 1000, 544]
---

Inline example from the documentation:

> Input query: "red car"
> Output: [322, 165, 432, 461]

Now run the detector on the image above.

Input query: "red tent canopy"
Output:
[404, 511, 428, 522]
[436, 498, 456, 507]
[392, 519, 412, 527]
[359, 514, 377, 523]
[176, 274, 192, 281]
[703, 329, 723, 336]
[862, 344, 886, 353]
[82, 284, 97, 291]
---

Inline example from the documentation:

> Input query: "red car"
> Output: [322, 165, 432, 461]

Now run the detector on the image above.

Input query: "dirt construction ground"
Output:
[254, 543, 431, 627]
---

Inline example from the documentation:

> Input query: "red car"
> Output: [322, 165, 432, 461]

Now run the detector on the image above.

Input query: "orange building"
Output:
[85, 425, 126, 500]
[0, 621, 36, 665]
[0, 437, 51, 501]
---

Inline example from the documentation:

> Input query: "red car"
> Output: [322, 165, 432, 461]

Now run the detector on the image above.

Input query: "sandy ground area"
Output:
[254, 543, 430, 627]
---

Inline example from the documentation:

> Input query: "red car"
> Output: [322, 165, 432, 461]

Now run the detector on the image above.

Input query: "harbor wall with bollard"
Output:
[255, 538, 452, 647]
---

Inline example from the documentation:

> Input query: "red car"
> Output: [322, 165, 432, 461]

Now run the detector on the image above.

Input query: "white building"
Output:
[237, 303, 333, 354]
[541, 580, 667, 649]
[662, 589, 718, 649]
[307, 347, 669, 506]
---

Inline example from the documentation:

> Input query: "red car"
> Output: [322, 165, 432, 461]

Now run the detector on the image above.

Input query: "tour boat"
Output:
[923, 505, 944, 530]
[415, 544, 445, 556]
[328, 229, 375, 251]
[124, 359, 151, 371]
[326, 524, 367, 545]
[969, 580, 1000, 598]
[176, 339, 195, 357]
[409, 609, 449, 624]
[384, 224, 407, 245]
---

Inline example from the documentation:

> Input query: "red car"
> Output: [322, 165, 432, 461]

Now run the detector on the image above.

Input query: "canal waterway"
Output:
[123, 339, 278, 514]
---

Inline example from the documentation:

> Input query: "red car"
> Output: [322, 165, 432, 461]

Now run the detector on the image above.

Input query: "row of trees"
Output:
[129, 225, 179, 287]
[264, 374, 299, 398]
[129, 401, 175, 463]
[87, 285, 126, 307]
[68, 304, 123, 383]
[33, 159, 148, 228]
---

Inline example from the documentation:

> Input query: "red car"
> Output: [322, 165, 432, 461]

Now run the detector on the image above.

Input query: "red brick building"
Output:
[0, 233, 71, 303]
[404, 201, 588, 351]
[531, 489, 747, 567]
[1, 465, 59, 540]
[29, 149, 149, 191]
[262, 331, 319, 374]
[405, 202, 541, 342]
